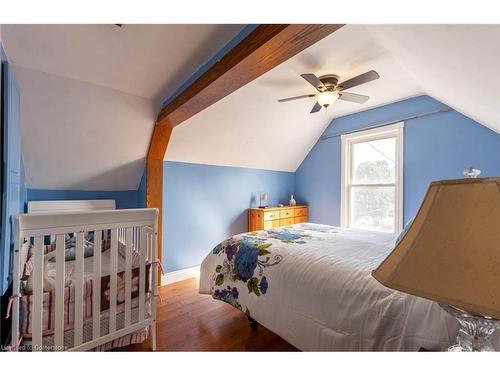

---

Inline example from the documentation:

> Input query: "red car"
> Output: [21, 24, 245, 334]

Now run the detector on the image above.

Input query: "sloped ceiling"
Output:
[165, 25, 424, 171]
[2, 24, 245, 104]
[1, 24, 245, 190]
[2, 24, 498, 190]
[366, 25, 500, 134]
[14, 65, 155, 190]
[165, 24, 499, 171]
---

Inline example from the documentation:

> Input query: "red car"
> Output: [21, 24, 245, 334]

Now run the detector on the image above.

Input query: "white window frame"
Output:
[340, 122, 404, 233]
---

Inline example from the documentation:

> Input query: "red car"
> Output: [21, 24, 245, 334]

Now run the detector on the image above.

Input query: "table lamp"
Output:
[372, 172, 500, 351]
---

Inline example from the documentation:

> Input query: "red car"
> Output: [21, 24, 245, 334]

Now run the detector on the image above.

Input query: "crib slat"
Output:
[92, 230, 102, 340]
[74, 232, 85, 347]
[150, 227, 158, 351]
[54, 234, 66, 350]
[11, 233, 22, 350]
[32, 236, 44, 351]
[138, 228, 147, 322]
[124, 227, 133, 326]
[109, 229, 118, 333]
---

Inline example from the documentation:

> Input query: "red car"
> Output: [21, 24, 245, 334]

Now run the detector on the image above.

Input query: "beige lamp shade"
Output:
[372, 177, 500, 319]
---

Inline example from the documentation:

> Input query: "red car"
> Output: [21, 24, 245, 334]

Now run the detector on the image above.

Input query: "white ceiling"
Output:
[366, 24, 500, 134]
[2, 24, 244, 103]
[2, 24, 499, 190]
[1, 24, 245, 190]
[166, 24, 500, 172]
[165, 25, 424, 171]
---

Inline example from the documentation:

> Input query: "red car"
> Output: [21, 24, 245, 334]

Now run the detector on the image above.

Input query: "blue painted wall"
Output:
[27, 189, 141, 209]
[163, 161, 295, 272]
[1, 44, 27, 294]
[295, 95, 500, 226]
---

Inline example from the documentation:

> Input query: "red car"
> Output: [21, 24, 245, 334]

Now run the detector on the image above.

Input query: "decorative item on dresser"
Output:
[248, 205, 308, 231]
[259, 192, 268, 208]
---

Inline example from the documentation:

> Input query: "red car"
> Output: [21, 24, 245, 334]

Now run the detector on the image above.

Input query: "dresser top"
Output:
[249, 204, 307, 211]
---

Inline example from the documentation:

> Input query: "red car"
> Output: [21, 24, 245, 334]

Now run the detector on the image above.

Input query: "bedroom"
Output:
[1, 0, 500, 371]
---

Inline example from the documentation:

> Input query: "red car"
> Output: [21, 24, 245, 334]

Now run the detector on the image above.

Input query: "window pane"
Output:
[352, 137, 396, 184]
[350, 186, 395, 233]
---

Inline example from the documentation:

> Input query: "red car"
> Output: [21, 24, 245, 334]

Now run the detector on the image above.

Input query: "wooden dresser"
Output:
[248, 205, 308, 231]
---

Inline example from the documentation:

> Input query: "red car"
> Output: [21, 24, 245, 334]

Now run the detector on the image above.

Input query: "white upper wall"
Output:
[15, 65, 155, 190]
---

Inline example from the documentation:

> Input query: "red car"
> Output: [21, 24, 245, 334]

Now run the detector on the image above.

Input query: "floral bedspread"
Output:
[204, 223, 339, 318]
[200, 223, 471, 351]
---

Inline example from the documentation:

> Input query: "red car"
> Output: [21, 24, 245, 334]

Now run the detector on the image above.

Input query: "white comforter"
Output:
[200, 223, 494, 351]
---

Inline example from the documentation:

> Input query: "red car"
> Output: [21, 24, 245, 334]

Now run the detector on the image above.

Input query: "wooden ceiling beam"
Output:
[147, 24, 344, 160]
[146, 24, 344, 284]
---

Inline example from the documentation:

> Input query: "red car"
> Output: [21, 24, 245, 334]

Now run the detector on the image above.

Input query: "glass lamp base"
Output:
[440, 303, 500, 352]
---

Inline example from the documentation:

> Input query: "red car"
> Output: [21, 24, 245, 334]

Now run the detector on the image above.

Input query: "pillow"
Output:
[46, 233, 96, 262]
[395, 217, 414, 246]
[58, 235, 94, 261]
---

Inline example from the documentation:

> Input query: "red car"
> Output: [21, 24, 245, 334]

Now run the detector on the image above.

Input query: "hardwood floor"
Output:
[120, 278, 298, 351]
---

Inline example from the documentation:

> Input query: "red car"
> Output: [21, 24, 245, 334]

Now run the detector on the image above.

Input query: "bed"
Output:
[9, 200, 159, 351]
[200, 223, 499, 351]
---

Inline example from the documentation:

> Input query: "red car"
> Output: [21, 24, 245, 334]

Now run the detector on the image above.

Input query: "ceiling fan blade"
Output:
[301, 73, 326, 92]
[278, 94, 316, 103]
[339, 92, 370, 104]
[310, 102, 322, 114]
[339, 70, 379, 90]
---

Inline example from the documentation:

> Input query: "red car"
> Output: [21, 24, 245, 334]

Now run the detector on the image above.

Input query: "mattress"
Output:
[200, 223, 499, 351]
[19, 239, 151, 350]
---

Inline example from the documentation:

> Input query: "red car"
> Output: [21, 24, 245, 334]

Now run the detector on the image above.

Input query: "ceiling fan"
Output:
[278, 70, 380, 114]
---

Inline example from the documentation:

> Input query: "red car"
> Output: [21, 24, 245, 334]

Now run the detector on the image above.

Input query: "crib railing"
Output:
[11, 208, 158, 352]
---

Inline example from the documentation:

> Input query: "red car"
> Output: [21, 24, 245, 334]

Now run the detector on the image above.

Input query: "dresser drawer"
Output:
[294, 207, 308, 217]
[263, 210, 280, 221]
[280, 218, 295, 227]
[264, 219, 281, 230]
[294, 216, 308, 224]
[280, 209, 295, 219]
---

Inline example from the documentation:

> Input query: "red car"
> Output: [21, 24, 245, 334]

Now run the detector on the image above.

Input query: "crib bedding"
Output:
[20, 239, 151, 344]
[22, 303, 150, 351]
[200, 223, 467, 351]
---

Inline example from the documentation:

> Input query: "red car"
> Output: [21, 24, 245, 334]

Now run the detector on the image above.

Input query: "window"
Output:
[341, 123, 404, 233]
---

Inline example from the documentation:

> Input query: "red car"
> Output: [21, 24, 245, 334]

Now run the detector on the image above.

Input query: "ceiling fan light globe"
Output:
[317, 91, 339, 107]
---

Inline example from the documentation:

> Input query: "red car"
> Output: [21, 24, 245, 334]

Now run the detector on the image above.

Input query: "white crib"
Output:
[9, 200, 159, 351]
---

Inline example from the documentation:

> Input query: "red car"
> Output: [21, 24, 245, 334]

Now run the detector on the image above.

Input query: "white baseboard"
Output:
[161, 265, 200, 286]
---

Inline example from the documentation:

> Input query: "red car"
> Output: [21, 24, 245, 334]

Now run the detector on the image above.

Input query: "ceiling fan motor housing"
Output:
[318, 74, 340, 90]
